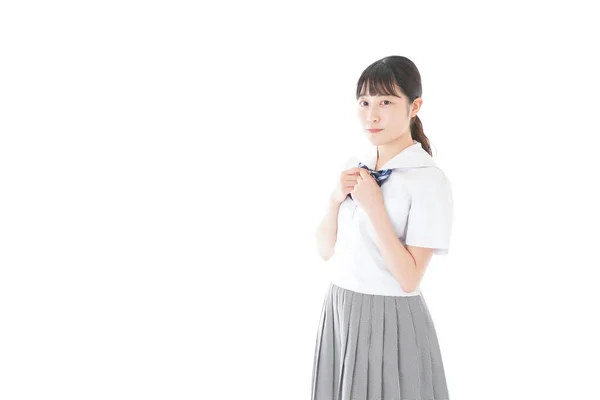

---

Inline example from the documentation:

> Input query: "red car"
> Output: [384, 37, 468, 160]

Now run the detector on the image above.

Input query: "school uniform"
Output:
[311, 140, 454, 400]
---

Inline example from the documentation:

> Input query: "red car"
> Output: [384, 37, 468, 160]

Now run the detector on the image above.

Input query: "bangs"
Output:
[356, 64, 402, 99]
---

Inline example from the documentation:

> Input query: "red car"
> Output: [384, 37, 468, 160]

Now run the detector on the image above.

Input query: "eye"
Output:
[358, 99, 393, 107]
[359, 100, 392, 106]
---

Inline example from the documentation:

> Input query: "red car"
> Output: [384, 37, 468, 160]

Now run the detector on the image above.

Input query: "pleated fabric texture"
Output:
[311, 283, 449, 400]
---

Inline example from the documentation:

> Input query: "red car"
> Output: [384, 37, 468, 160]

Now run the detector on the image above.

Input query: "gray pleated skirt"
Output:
[311, 283, 449, 400]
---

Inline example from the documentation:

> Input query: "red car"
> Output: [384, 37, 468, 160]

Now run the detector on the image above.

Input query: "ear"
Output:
[411, 97, 423, 117]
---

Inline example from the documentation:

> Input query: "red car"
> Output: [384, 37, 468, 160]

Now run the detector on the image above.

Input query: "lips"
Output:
[367, 129, 383, 133]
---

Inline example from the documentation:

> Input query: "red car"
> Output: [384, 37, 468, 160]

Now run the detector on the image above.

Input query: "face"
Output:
[356, 85, 422, 146]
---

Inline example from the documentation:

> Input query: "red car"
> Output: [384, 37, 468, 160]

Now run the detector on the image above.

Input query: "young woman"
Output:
[311, 55, 454, 400]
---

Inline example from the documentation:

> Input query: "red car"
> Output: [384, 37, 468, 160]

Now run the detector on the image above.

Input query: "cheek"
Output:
[390, 115, 410, 128]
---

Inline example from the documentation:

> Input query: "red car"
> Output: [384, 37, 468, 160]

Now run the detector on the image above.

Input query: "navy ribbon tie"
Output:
[348, 162, 393, 200]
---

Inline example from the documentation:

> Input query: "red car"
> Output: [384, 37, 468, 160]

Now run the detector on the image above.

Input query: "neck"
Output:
[375, 134, 414, 169]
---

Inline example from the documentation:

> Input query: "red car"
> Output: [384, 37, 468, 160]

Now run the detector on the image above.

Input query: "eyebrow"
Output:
[358, 94, 397, 98]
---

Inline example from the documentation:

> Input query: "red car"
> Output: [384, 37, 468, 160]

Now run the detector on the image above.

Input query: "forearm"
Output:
[366, 206, 418, 292]
[315, 200, 343, 261]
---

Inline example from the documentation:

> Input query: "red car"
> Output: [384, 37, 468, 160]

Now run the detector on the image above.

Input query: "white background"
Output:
[1, 1, 599, 399]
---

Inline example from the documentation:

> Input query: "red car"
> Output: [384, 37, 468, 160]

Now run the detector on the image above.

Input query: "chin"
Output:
[366, 134, 385, 144]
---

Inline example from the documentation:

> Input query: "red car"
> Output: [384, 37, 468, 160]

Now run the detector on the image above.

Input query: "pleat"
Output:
[311, 283, 449, 400]
[382, 295, 400, 399]
[312, 284, 334, 400]
[395, 296, 420, 398]
[310, 291, 325, 398]
[339, 291, 362, 400]
[332, 287, 342, 396]
[350, 294, 372, 400]
[367, 295, 384, 400]
[419, 293, 449, 398]
[407, 295, 434, 399]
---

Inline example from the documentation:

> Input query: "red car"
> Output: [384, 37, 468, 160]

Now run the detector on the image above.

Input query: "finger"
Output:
[342, 176, 360, 184]
[360, 170, 374, 180]
[342, 172, 361, 181]
[343, 167, 364, 175]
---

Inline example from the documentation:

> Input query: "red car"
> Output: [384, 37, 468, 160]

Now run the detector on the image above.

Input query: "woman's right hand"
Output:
[330, 167, 364, 204]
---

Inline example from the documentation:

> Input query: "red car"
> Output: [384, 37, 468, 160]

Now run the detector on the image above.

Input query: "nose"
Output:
[368, 113, 379, 123]
[365, 108, 379, 121]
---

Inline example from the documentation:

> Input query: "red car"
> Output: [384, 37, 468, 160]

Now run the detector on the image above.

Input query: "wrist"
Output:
[366, 202, 385, 219]
[328, 197, 344, 208]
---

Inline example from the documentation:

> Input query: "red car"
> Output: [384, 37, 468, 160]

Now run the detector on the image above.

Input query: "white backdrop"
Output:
[1, 1, 600, 399]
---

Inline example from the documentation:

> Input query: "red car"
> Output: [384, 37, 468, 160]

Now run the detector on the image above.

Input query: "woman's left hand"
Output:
[351, 169, 385, 216]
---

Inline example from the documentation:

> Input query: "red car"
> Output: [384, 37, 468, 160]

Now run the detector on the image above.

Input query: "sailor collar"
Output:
[359, 140, 438, 171]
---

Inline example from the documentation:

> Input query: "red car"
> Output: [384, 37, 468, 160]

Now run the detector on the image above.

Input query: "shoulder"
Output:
[407, 165, 449, 183]
[408, 167, 452, 197]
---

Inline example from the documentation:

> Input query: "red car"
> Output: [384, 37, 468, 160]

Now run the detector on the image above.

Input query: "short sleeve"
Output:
[404, 169, 454, 255]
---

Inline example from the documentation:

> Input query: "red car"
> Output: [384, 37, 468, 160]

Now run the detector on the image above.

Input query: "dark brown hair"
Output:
[355, 55, 432, 156]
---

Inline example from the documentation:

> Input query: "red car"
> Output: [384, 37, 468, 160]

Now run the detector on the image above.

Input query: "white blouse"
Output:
[326, 140, 454, 296]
